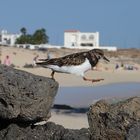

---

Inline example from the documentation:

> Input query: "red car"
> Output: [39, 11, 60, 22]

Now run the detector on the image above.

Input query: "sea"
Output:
[54, 82, 140, 108]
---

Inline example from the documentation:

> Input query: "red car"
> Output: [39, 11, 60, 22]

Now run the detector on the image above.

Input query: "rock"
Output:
[0, 65, 58, 124]
[126, 122, 140, 140]
[0, 122, 90, 140]
[62, 127, 89, 140]
[87, 97, 140, 140]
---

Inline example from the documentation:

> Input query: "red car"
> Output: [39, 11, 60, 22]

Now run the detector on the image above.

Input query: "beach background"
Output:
[1, 46, 140, 129]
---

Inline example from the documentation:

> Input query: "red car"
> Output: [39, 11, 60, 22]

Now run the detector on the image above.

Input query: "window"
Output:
[80, 43, 93, 46]
[89, 35, 94, 40]
[81, 35, 86, 40]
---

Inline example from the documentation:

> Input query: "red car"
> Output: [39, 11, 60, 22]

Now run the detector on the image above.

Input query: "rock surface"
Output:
[126, 122, 140, 140]
[0, 122, 89, 140]
[87, 97, 140, 140]
[0, 65, 58, 123]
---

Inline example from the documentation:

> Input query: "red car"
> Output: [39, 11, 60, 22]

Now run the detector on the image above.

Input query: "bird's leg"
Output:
[91, 63, 101, 71]
[83, 77, 104, 83]
[51, 71, 55, 80]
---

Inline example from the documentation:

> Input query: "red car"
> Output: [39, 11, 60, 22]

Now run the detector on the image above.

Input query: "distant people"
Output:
[47, 51, 51, 59]
[33, 55, 39, 67]
[121, 63, 124, 68]
[115, 63, 119, 69]
[3, 55, 11, 66]
[126, 65, 134, 70]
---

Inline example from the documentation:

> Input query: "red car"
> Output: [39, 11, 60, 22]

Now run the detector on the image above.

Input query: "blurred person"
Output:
[115, 63, 119, 69]
[33, 55, 39, 67]
[3, 55, 11, 66]
[47, 50, 52, 59]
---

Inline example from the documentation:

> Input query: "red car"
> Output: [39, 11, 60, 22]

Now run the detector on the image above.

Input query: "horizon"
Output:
[0, 0, 140, 49]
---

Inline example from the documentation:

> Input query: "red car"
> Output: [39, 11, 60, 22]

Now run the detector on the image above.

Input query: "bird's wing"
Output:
[36, 58, 62, 66]
[59, 52, 87, 66]
[36, 52, 88, 67]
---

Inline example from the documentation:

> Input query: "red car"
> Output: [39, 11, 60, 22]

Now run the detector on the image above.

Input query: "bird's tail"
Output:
[38, 59, 48, 61]
[36, 59, 49, 65]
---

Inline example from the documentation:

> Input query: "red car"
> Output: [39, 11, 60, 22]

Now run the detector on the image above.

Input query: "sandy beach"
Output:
[49, 110, 89, 129]
[1, 46, 140, 129]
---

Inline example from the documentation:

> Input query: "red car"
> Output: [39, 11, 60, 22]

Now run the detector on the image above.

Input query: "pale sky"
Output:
[0, 0, 140, 48]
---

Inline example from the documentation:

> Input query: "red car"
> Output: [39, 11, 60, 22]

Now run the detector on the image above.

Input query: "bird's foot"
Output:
[83, 77, 104, 83]
[51, 71, 55, 80]
[92, 78, 104, 83]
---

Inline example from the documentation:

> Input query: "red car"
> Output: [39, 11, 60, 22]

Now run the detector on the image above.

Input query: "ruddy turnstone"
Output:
[36, 49, 109, 83]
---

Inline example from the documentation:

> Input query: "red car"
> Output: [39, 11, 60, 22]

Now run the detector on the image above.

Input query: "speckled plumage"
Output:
[36, 49, 109, 83]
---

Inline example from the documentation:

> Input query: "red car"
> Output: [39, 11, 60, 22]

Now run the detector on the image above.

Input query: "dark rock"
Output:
[0, 65, 58, 124]
[0, 122, 90, 140]
[87, 97, 140, 140]
[62, 128, 90, 140]
[126, 122, 140, 140]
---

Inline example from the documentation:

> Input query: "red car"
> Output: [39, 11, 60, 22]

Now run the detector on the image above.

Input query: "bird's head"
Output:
[89, 49, 110, 62]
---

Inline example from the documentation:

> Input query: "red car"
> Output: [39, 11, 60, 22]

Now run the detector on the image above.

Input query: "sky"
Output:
[0, 0, 140, 48]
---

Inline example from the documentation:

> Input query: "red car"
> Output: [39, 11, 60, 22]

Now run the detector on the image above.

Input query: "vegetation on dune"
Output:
[15, 27, 49, 45]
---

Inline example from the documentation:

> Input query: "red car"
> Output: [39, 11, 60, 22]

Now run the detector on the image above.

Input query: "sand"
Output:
[1, 46, 140, 129]
[49, 111, 89, 129]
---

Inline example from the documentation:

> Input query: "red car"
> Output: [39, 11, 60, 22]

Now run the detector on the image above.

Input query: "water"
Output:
[54, 82, 140, 107]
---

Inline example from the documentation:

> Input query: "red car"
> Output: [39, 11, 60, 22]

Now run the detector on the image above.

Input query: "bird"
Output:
[36, 49, 110, 83]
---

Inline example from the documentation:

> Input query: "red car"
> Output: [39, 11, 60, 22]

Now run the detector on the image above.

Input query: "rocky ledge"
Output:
[0, 65, 140, 140]
[0, 65, 58, 126]
[88, 96, 140, 140]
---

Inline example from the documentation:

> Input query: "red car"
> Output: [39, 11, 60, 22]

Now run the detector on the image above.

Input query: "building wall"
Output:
[0, 30, 21, 46]
[64, 30, 117, 51]
[64, 31, 99, 48]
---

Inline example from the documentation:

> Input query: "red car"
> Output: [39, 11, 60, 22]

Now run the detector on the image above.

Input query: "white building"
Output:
[64, 30, 99, 47]
[0, 30, 21, 46]
[64, 30, 117, 51]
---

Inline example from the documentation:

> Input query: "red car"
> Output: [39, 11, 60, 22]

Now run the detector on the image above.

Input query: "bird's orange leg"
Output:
[83, 77, 104, 83]
[51, 71, 55, 79]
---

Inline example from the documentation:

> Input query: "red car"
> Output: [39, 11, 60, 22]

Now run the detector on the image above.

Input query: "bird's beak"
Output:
[103, 56, 110, 62]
